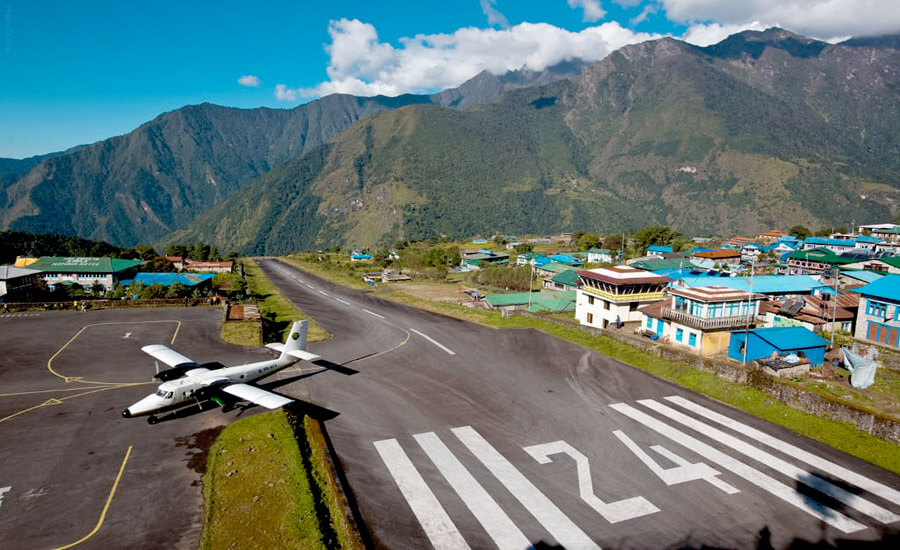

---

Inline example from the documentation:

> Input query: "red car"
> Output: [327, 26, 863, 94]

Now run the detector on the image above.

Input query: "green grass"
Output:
[200, 410, 325, 549]
[221, 319, 263, 347]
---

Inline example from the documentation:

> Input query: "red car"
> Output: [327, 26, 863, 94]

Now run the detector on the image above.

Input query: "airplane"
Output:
[122, 320, 320, 424]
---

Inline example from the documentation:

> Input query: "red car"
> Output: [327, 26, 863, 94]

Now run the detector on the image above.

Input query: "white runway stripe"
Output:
[374, 438, 470, 549]
[335, 298, 350, 305]
[638, 399, 899, 524]
[610, 402, 866, 533]
[452, 426, 601, 550]
[665, 395, 900, 508]
[363, 309, 385, 319]
[410, 329, 456, 355]
[318, 290, 329, 296]
[415, 432, 531, 550]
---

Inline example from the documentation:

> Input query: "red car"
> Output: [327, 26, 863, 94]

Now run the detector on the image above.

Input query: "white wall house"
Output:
[575, 266, 669, 330]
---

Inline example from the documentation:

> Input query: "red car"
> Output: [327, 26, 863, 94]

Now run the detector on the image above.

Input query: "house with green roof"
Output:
[28, 257, 141, 293]
[786, 248, 854, 275]
[587, 248, 613, 263]
[841, 256, 900, 275]
[542, 269, 579, 291]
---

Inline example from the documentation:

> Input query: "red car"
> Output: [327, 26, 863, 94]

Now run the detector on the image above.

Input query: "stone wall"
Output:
[519, 311, 900, 444]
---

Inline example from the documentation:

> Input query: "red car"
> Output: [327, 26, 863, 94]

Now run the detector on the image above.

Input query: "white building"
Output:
[575, 266, 670, 330]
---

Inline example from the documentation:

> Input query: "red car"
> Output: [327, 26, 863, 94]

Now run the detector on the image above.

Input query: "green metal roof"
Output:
[549, 269, 579, 287]
[587, 248, 611, 254]
[487, 290, 576, 308]
[786, 248, 854, 265]
[28, 257, 142, 273]
[538, 262, 571, 274]
[630, 257, 697, 271]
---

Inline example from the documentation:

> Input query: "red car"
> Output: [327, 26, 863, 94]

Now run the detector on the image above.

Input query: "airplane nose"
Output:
[122, 409, 131, 418]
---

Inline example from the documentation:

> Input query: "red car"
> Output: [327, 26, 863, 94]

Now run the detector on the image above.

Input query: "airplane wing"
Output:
[219, 383, 293, 410]
[142, 344, 197, 368]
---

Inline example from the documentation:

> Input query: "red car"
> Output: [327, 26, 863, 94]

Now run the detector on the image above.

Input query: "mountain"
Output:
[0, 63, 585, 247]
[170, 29, 900, 254]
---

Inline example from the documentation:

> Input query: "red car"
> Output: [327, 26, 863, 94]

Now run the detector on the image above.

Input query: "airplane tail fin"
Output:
[280, 320, 308, 361]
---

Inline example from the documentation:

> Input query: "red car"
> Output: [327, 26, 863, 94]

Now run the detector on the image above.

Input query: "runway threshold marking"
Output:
[639, 399, 900, 524]
[664, 395, 900, 505]
[47, 320, 182, 385]
[609, 402, 866, 533]
[374, 438, 470, 549]
[51, 445, 133, 550]
[414, 432, 531, 550]
[409, 329, 456, 355]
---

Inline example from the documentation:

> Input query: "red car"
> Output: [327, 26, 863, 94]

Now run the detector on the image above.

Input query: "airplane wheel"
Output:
[147, 415, 159, 425]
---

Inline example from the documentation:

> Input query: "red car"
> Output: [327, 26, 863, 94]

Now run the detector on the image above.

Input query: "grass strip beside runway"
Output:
[201, 409, 362, 549]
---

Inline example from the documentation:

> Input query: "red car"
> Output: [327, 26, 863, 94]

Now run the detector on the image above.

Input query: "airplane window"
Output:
[155, 390, 166, 397]
[166, 392, 174, 399]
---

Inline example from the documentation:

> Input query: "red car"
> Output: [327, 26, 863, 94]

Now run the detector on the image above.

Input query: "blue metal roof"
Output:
[750, 326, 828, 350]
[841, 271, 884, 284]
[647, 245, 674, 253]
[122, 272, 215, 287]
[676, 275, 825, 294]
[855, 235, 881, 243]
[852, 274, 900, 302]
[805, 237, 856, 247]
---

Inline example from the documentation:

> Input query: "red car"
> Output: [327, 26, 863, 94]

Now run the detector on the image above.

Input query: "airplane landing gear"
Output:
[147, 415, 159, 425]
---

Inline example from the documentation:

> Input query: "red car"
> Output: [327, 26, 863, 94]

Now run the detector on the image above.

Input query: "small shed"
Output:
[728, 326, 828, 366]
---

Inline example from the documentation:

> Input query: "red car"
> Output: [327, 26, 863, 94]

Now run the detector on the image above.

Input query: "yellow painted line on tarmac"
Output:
[0, 384, 153, 425]
[0, 398, 63, 424]
[47, 320, 182, 385]
[51, 445, 133, 550]
[0, 386, 108, 398]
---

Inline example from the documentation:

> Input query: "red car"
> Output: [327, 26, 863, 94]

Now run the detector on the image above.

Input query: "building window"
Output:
[629, 302, 638, 312]
[646, 317, 652, 328]
[587, 313, 593, 324]
[867, 300, 888, 318]
[603, 300, 610, 310]
[676, 328, 683, 342]
[689, 333, 697, 346]
[588, 295, 594, 305]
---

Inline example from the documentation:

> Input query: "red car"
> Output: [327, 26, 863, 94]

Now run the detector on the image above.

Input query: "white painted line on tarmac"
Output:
[452, 426, 601, 549]
[664, 395, 900, 507]
[305, 284, 315, 289]
[363, 309, 385, 320]
[318, 290, 329, 297]
[610, 402, 866, 533]
[0, 486, 10, 507]
[640, 399, 899, 523]
[373, 438, 470, 550]
[335, 298, 351, 306]
[410, 329, 456, 355]
[415, 432, 531, 550]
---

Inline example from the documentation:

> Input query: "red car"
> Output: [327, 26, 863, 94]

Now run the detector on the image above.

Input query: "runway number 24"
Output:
[523, 432, 738, 524]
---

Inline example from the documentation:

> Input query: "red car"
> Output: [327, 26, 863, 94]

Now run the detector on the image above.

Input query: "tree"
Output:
[601, 234, 624, 252]
[577, 233, 600, 251]
[514, 242, 534, 254]
[789, 225, 811, 240]
[634, 226, 678, 253]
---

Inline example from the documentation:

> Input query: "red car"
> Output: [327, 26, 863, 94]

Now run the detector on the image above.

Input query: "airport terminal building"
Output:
[28, 257, 141, 293]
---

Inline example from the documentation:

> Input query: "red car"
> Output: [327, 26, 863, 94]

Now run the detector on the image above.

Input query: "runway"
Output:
[258, 258, 900, 549]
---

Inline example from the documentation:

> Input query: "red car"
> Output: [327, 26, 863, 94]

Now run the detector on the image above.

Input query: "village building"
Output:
[786, 248, 854, 275]
[575, 266, 669, 330]
[758, 293, 857, 334]
[728, 327, 828, 366]
[543, 269, 579, 291]
[0, 265, 41, 303]
[586, 248, 613, 263]
[27, 257, 141, 293]
[183, 260, 234, 273]
[851, 275, 900, 350]
[639, 285, 763, 355]
[692, 249, 742, 266]
[756, 229, 786, 244]
[646, 245, 673, 257]
[842, 256, 900, 275]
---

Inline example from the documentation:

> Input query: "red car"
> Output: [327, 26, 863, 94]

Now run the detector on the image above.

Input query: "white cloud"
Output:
[630, 3, 658, 26]
[274, 18, 660, 101]
[681, 21, 768, 46]
[480, 0, 509, 28]
[237, 75, 260, 87]
[568, 0, 607, 22]
[660, 0, 900, 40]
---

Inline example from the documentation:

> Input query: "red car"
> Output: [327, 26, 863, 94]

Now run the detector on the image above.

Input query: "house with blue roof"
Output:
[802, 237, 857, 254]
[728, 326, 828, 366]
[549, 254, 583, 267]
[851, 274, 900, 350]
[121, 272, 215, 289]
[673, 275, 829, 297]
[647, 245, 674, 257]
[740, 242, 764, 263]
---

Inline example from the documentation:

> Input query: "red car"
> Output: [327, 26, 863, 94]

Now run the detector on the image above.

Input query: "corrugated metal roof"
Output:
[750, 327, 828, 350]
[549, 269, 579, 286]
[840, 270, 885, 283]
[578, 266, 671, 285]
[121, 272, 215, 287]
[852, 274, 900, 302]
[487, 291, 575, 307]
[676, 275, 824, 294]
[0, 265, 41, 279]
[28, 257, 141, 273]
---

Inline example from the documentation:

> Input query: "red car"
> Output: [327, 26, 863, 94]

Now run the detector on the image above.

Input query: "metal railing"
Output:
[661, 306, 758, 330]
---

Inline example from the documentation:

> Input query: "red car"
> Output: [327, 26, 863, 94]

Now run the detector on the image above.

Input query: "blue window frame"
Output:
[646, 317, 652, 328]
[689, 333, 697, 346]
[867, 300, 888, 318]
[675, 328, 683, 342]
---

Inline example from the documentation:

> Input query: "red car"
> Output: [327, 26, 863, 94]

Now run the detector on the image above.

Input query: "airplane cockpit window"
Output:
[155, 390, 167, 398]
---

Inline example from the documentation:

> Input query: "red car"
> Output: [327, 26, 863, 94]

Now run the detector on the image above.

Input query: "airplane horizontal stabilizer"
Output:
[266, 343, 285, 352]
[220, 383, 292, 409]
[287, 350, 321, 362]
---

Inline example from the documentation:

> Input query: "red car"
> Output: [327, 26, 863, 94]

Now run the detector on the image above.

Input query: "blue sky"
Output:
[1, 0, 897, 158]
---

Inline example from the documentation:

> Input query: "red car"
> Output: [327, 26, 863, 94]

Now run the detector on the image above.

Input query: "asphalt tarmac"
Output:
[0, 306, 277, 549]
[258, 258, 900, 549]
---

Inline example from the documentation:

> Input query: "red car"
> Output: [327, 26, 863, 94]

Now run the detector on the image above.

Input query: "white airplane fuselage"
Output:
[122, 355, 298, 418]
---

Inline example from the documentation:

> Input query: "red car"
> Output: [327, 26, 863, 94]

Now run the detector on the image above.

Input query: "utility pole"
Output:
[830, 268, 839, 350]
[742, 261, 754, 367]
